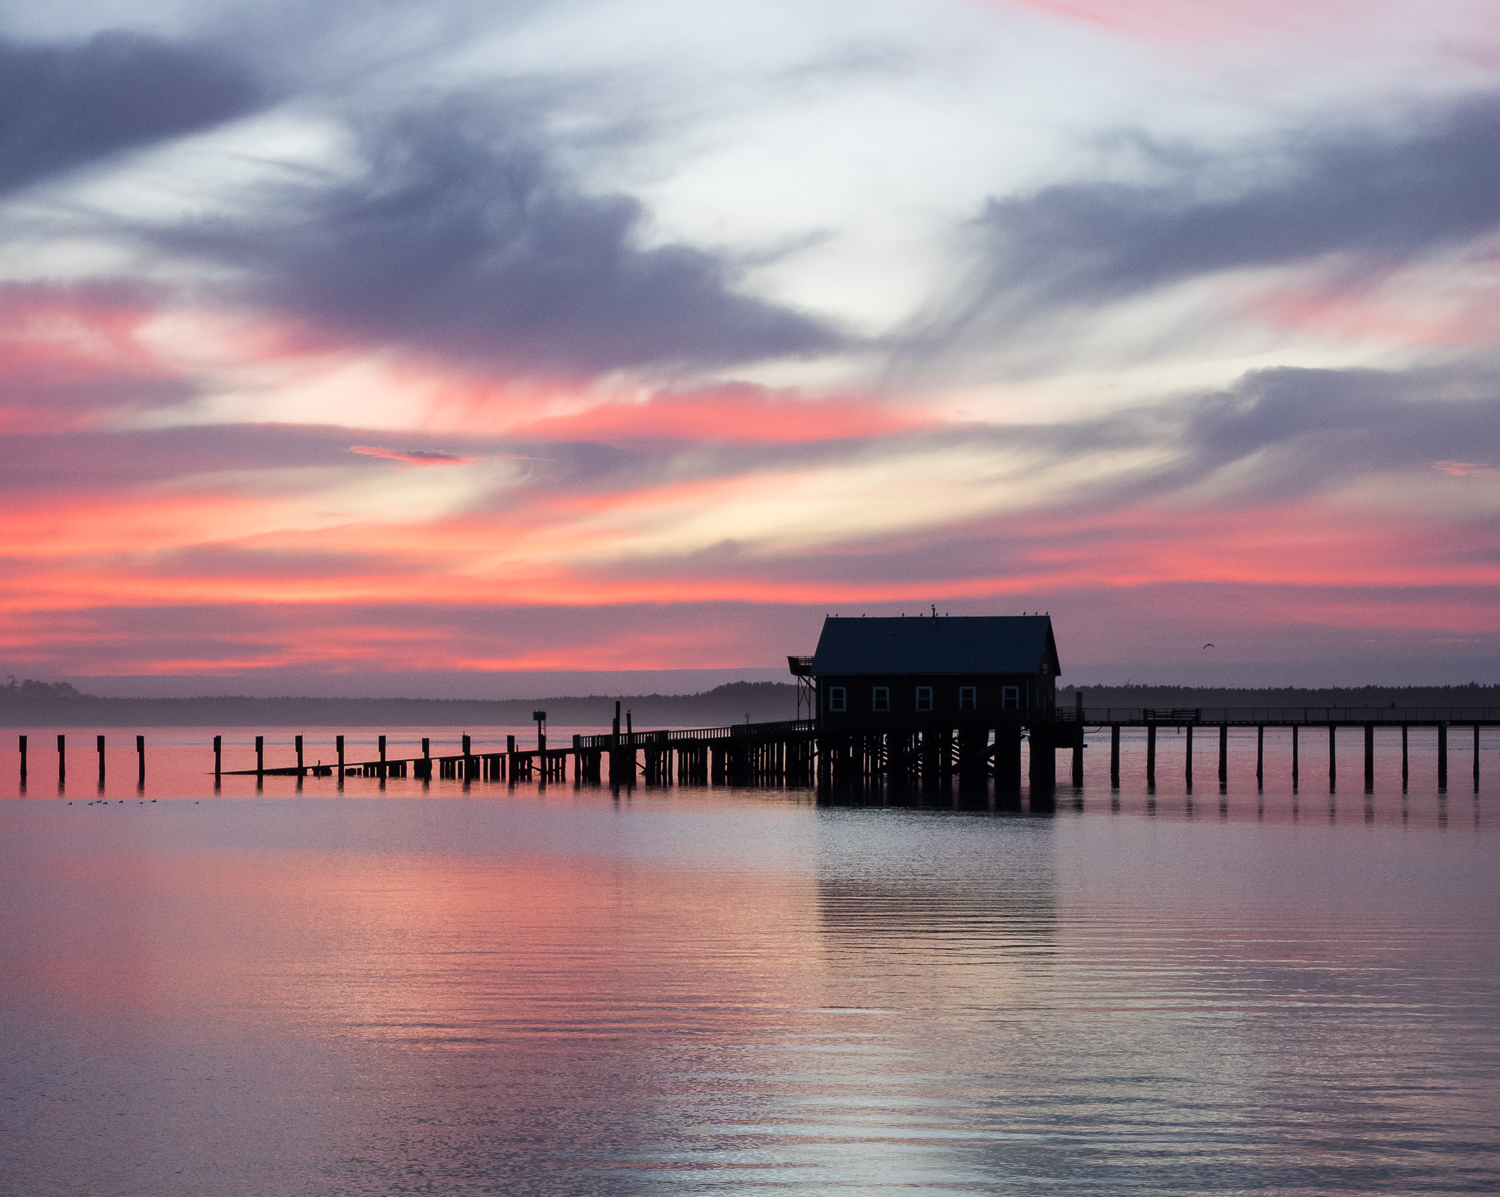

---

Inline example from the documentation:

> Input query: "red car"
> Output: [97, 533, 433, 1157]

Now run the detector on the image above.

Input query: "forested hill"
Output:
[1062, 683, 1500, 709]
[0, 679, 800, 729]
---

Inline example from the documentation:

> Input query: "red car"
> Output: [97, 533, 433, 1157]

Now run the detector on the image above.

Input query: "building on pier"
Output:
[794, 614, 1061, 730]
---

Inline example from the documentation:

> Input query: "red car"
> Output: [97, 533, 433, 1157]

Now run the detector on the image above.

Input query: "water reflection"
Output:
[2, 780, 1498, 1194]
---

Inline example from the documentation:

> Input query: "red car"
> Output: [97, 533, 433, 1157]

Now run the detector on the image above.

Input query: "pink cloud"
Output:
[1433, 460, 1496, 477]
[349, 445, 471, 466]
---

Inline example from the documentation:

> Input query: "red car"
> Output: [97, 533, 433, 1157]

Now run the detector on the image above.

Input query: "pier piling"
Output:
[1185, 724, 1193, 791]
[136, 735, 144, 787]
[214, 735, 222, 782]
[1146, 724, 1156, 787]
[58, 734, 65, 786]
[97, 735, 105, 786]
[1110, 725, 1120, 787]
[1292, 725, 1299, 789]
[1256, 725, 1264, 789]
[19, 734, 26, 784]
[337, 735, 345, 776]
[296, 735, 304, 775]
[1218, 724, 1228, 789]
[256, 735, 264, 780]
[1438, 724, 1448, 789]
[1401, 725, 1408, 790]
[1364, 725, 1374, 792]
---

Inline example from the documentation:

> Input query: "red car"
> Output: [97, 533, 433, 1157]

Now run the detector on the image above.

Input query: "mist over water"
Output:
[3, 727, 1498, 1194]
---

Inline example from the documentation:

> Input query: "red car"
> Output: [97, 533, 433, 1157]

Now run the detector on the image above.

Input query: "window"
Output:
[828, 686, 846, 713]
[872, 686, 889, 712]
[959, 686, 977, 710]
[915, 686, 933, 712]
[1001, 686, 1020, 711]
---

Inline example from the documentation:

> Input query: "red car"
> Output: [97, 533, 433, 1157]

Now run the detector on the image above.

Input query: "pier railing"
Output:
[1081, 706, 1500, 726]
[575, 719, 817, 750]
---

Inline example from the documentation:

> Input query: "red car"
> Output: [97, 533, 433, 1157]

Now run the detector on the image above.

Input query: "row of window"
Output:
[827, 685, 1022, 713]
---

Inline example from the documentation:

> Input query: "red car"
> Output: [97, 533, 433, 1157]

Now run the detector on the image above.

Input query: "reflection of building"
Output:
[797, 615, 1060, 730]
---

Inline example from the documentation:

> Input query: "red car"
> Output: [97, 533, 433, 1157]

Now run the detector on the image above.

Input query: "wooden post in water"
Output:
[336, 735, 345, 775]
[1292, 725, 1299, 788]
[1438, 723, 1448, 789]
[1475, 725, 1481, 792]
[295, 735, 304, 775]
[1400, 725, 1408, 790]
[507, 735, 517, 782]
[1256, 726, 1264, 789]
[97, 735, 106, 786]
[1184, 724, 1193, 791]
[1328, 725, 1336, 791]
[214, 735, 222, 782]
[379, 735, 387, 778]
[1146, 724, 1156, 786]
[255, 735, 264, 780]
[19, 735, 26, 784]
[1110, 725, 1120, 787]
[57, 734, 65, 785]
[1364, 725, 1374, 792]
[136, 735, 144, 787]
[1218, 724, 1227, 789]
[1071, 692, 1084, 786]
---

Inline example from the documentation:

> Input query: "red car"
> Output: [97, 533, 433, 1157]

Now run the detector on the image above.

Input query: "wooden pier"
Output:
[18, 704, 1497, 796]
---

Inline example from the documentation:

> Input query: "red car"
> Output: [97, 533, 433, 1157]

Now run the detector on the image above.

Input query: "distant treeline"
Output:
[0, 679, 800, 729]
[1062, 683, 1500, 709]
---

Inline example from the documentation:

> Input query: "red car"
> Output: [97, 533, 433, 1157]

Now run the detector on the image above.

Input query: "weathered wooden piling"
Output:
[1364, 724, 1375, 792]
[1218, 724, 1228, 789]
[255, 735, 264, 779]
[1475, 725, 1481, 791]
[1292, 725, 1299, 788]
[1256, 725, 1264, 789]
[1401, 725, 1408, 790]
[1146, 723, 1156, 786]
[1438, 723, 1448, 789]
[1328, 725, 1337, 791]
[136, 735, 144, 786]
[18, 734, 26, 784]
[1184, 724, 1193, 791]
[1110, 725, 1120, 786]
[337, 735, 345, 776]
[214, 735, 222, 782]
[57, 733, 65, 785]
[97, 734, 105, 786]
[296, 735, 304, 774]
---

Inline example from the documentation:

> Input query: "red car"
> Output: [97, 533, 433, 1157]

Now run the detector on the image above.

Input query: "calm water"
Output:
[3, 726, 1498, 1194]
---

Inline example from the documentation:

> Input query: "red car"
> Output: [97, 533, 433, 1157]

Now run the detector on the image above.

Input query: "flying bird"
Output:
[1203, 643, 1215, 649]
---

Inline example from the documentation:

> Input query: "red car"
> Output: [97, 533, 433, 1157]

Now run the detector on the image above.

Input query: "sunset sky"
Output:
[4, 0, 1499, 695]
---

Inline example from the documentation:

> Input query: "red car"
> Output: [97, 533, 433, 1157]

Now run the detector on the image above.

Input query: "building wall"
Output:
[817, 672, 1053, 730]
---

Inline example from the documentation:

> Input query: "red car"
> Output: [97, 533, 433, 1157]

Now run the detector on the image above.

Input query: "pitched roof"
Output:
[810, 615, 1060, 677]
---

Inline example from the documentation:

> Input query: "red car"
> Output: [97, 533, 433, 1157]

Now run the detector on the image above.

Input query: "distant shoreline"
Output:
[3, 679, 1496, 728]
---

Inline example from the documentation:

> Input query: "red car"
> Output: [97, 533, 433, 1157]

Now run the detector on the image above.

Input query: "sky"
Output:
[3, 0, 1499, 695]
